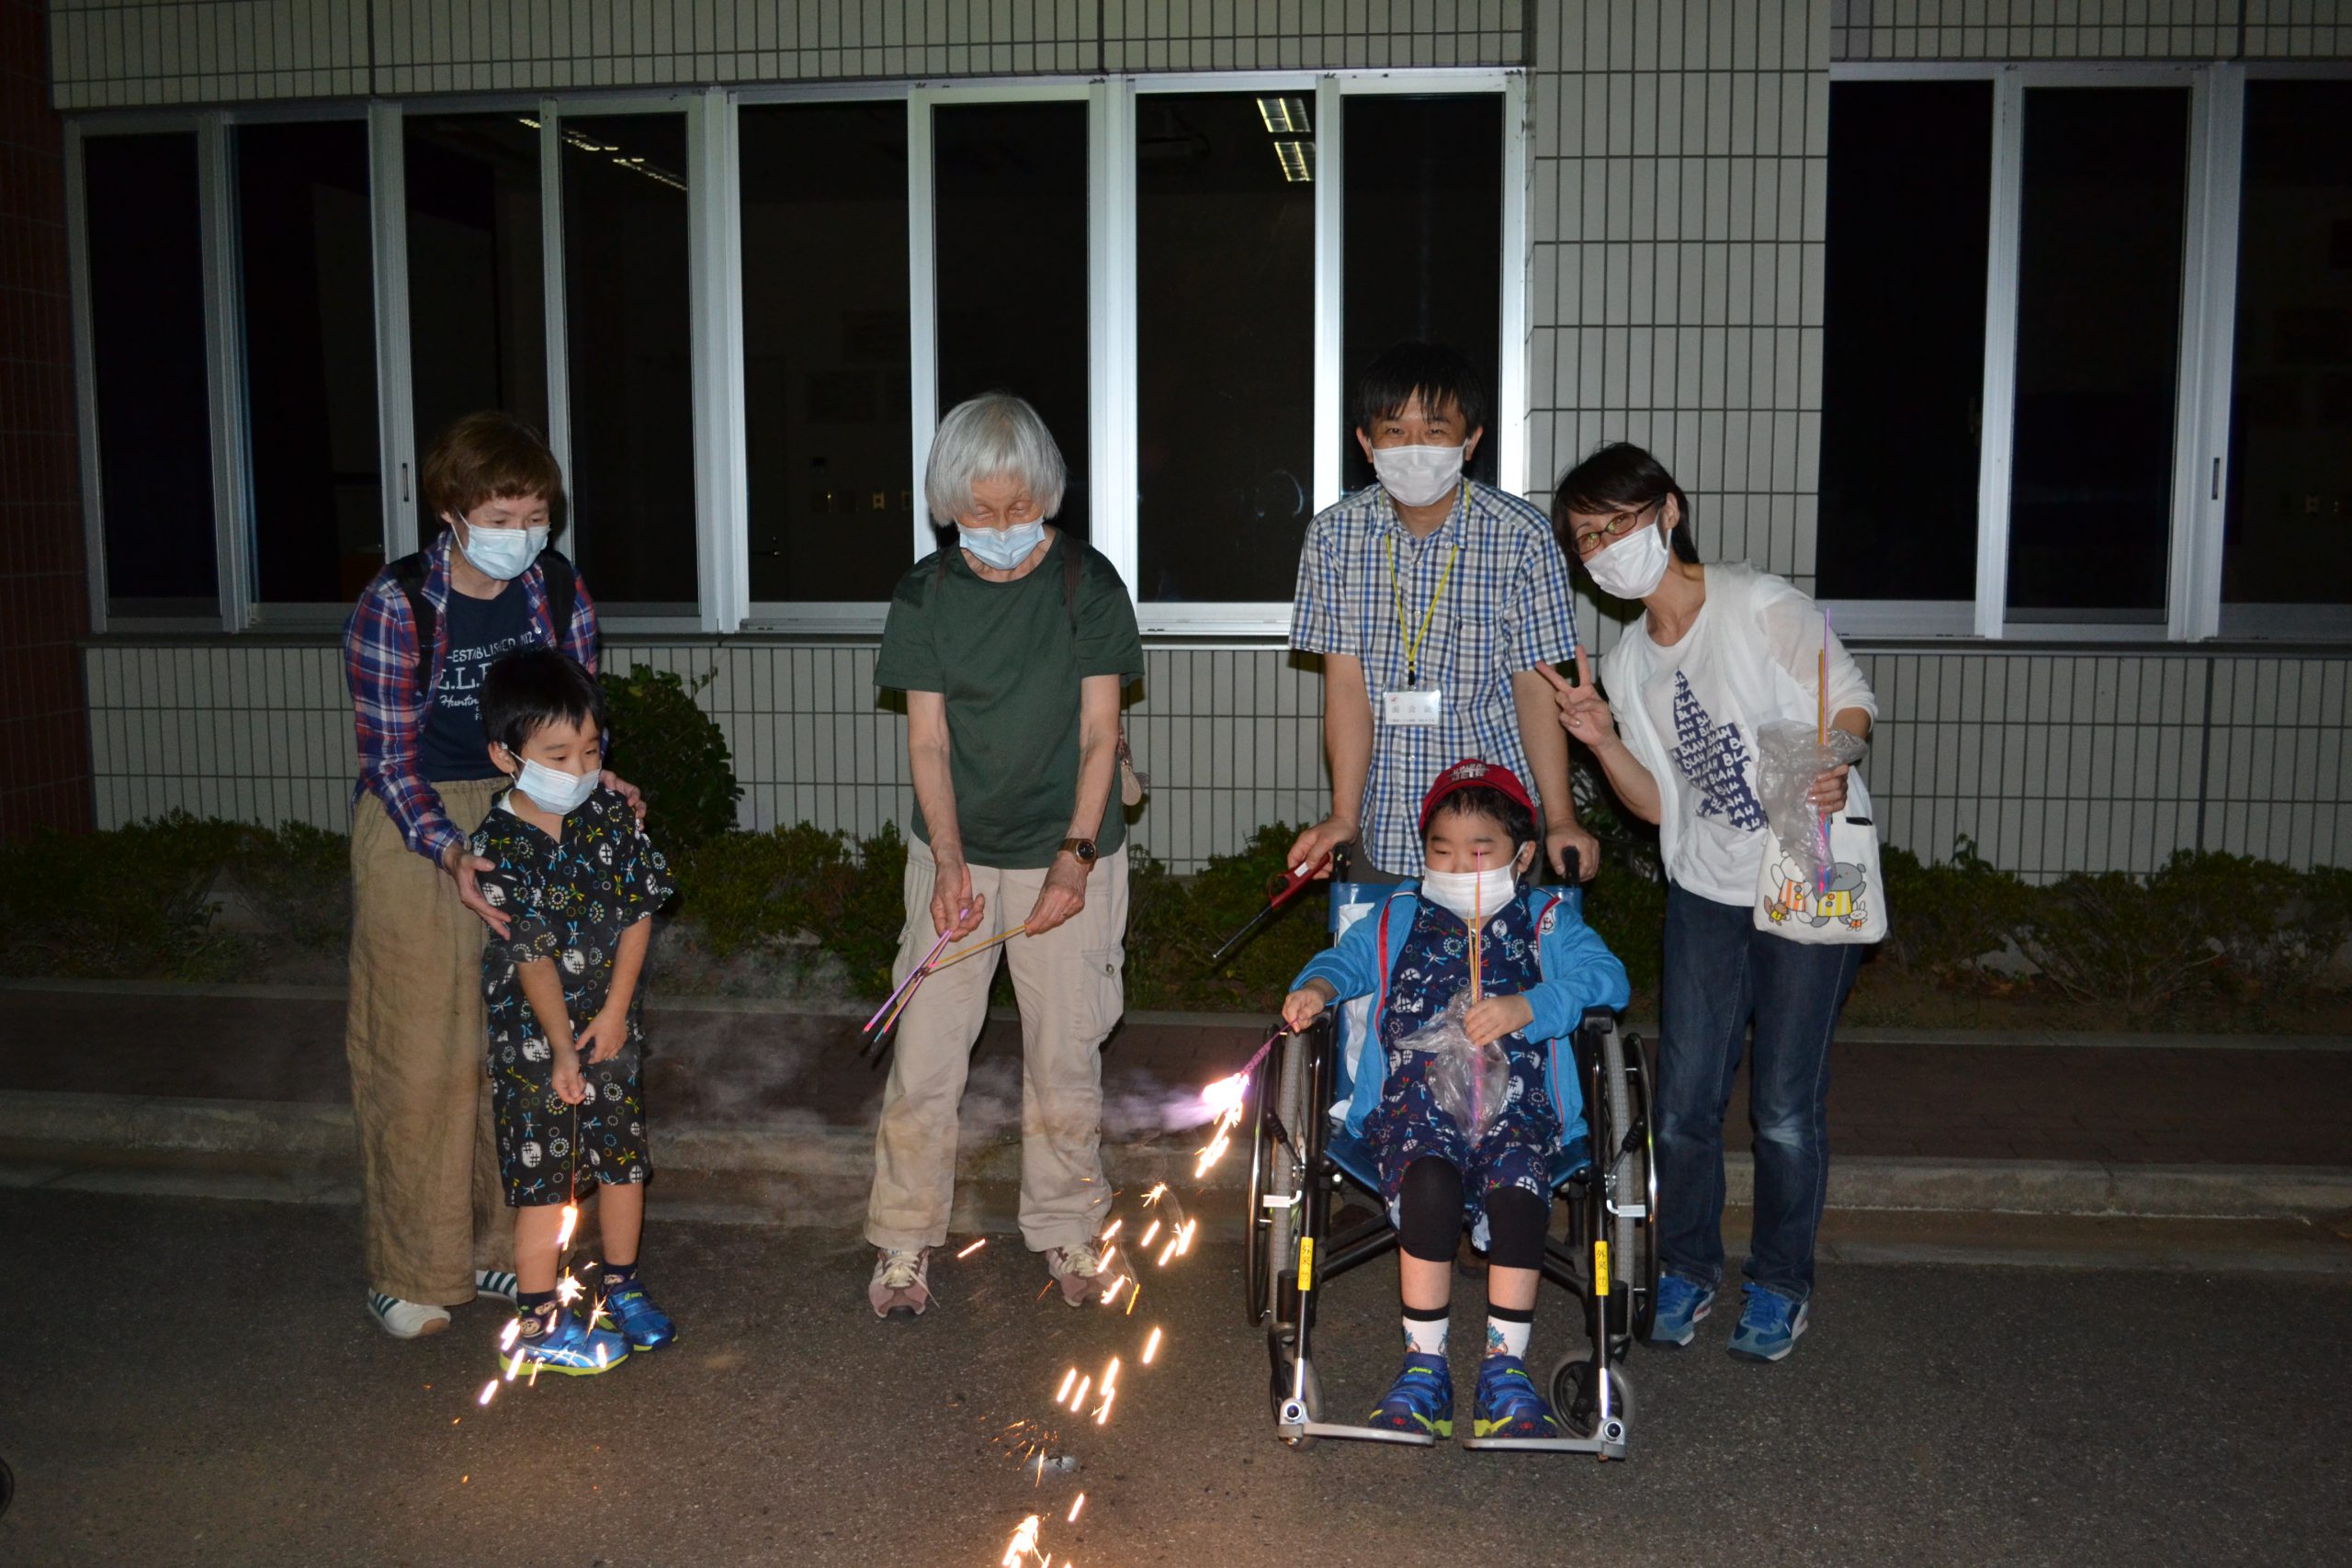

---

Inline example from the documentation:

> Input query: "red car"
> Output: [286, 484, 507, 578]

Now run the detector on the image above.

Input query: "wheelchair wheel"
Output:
[1242, 1041, 1280, 1325]
[1623, 1032, 1660, 1341]
[1600, 1023, 1659, 1343]
[1259, 1029, 1310, 1333]
[1549, 1355, 1634, 1451]
[1270, 1355, 1324, 1450]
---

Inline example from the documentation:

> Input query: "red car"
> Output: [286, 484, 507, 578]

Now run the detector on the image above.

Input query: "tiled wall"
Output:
[83, 638, 2352, 877]
[1830, 0, 2347, 62]
[1, 0, 92, 840]
[47, 0, 1528, 107]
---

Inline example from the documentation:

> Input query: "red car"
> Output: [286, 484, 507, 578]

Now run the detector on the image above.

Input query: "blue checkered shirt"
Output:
[1291, 480, 1581, 874]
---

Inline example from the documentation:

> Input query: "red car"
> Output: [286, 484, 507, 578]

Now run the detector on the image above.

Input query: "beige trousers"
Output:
[345, 779, 514, 1306]
[866, 837, 1130, 1253]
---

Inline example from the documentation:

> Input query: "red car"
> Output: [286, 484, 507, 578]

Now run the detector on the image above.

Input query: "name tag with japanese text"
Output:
[1383, 685, 1444, 727]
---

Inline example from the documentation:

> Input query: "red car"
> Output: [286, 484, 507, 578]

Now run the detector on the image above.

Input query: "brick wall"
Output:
[0, 0, 91, 839]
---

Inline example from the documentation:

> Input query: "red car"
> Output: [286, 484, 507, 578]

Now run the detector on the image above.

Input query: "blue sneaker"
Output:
[1648, 1272, 1716, 1347]
[502, 1307, 629, 1377]
[1366, 1351, 1454, 1438]
[603, 1279, 679, 1351]
[1472, 1355, 1562, 1439]
[1726, 1283, 1808, 1362]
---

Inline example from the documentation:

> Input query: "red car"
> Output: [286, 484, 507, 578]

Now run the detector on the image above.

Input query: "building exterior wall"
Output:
[48, 0, 2352, 877]
[1, 0, 92, 840]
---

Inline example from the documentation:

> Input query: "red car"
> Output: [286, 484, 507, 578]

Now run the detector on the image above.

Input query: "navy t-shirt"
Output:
[420, 582, 543, 783]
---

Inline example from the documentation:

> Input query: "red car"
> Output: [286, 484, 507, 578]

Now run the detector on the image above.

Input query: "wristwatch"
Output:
[1059, 837, 1099, 866]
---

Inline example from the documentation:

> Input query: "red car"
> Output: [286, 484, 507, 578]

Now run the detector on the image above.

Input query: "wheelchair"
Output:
[1240, 863, 1657, 1456]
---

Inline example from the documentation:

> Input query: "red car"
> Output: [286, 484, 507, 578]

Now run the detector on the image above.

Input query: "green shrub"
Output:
[603, 665, 742, 851]
[671, 821, 908, 996]
[1878, 837, 2038, 983]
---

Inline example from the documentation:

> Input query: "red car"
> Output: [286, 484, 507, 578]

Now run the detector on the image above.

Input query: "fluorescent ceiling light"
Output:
[1256, 96, 1310, 134]
[1272, 139, 1314, 183]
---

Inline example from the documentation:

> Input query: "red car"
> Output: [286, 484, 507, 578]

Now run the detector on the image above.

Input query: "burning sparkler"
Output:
[956, 1238, 987, 1259]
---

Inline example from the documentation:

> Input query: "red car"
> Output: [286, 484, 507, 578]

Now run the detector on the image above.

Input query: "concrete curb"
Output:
[7, 1089, 2349, 1223]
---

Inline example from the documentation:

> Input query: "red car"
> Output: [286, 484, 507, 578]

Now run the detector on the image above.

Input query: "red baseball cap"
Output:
[1419, 758, 1536, 832]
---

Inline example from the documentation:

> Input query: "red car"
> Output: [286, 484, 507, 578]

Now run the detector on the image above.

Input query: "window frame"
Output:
[1823, 60, 2352, 645]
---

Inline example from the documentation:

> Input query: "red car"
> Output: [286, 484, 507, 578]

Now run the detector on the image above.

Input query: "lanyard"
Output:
[1385, 488, 1464, 683]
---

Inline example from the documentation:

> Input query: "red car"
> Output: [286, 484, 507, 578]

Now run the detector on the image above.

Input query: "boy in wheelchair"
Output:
[1282, 760, 1630, 1441]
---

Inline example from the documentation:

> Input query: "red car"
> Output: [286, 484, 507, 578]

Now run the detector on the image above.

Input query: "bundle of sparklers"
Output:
[863, 909, 1030, 1054]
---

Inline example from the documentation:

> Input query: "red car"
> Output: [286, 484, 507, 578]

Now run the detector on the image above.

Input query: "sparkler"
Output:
[956, 1238, 988, 1259]
[865, 919, 960, 1034]
[1142, 1183, 1168, 1206]
[930, 922, 1030, 974]
[1001, 1515, 1043, 1567]
[1471, 848, 1484, 1006]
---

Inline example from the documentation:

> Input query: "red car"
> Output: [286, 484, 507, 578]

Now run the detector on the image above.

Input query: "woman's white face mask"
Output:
[1582, 515, 1672, 600]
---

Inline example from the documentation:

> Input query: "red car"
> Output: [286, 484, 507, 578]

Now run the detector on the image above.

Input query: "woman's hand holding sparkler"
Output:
[1463, 993, 1533, 1048]
[550, 1041, 587, 1105]
[1807, 761, 1852, 814]
[929, 852, 987, 940]
[1023, 852, 1090, 935]
[1281, 980, 1334, 1034]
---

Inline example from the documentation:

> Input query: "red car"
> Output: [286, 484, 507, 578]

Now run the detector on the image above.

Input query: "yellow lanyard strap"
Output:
[1385, 530, 1462, 684]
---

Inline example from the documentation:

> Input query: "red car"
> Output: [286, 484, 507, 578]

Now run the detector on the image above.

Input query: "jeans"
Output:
[1655, 885, 1862, 1303]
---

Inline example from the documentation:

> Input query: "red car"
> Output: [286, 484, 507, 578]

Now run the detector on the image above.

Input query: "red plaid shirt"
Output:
[344, 530, 600, 864]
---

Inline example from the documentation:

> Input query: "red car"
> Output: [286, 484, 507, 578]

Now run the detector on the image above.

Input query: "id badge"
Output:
[1383, 684, 1444, 727]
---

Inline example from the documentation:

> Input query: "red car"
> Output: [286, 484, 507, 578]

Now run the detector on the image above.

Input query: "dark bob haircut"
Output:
[1356, 340, 1491, 438]
[421, 411, 567, 532]
[1420, 783, 1537, 854]
[479, 646, 606, 758]
[1553, 441, 1702, 565]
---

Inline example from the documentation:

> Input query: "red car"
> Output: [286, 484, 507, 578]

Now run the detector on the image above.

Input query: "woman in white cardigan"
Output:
[1540, 442, 1877, 1365]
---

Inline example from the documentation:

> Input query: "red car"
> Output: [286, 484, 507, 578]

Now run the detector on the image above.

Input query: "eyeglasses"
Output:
[1570, 502, 1658, 557]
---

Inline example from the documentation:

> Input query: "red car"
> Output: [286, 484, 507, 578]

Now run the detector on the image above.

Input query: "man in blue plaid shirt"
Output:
[1288, 342, 1598, 881]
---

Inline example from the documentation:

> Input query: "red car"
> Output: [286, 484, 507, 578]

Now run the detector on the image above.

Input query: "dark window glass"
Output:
[1136, 93, 1316, 604]
[933, 102, 1090, 543]
[2222, 80, 2352, 612]
[2006, 87, 2189, 621]
[405, 114, 548, 525]
[740, 102, 911, 603]
[1817, 81, 1993, 603]
[1340, 94, 1502, 495]
[84, 132, 216, 612]
[561, 112, 695, 610]
[237, 121, 381, 604]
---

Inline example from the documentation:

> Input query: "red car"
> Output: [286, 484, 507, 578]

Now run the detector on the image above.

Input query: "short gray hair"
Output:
[923, 393, 1069, 524]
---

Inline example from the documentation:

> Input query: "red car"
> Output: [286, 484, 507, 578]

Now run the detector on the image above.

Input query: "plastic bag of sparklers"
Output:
[1398, 987, 1510, 1142]
[1751, 720, 1886, 946]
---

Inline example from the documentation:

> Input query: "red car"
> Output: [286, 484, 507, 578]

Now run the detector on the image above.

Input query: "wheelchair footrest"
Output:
[1459, 1432, 1630, 1457]
[1284, 1420, 1439, 1447]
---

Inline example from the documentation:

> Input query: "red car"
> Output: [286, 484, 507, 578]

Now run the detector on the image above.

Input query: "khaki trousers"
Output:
[345, 780, 514, 1306]
[866, 837, 1130, 1253]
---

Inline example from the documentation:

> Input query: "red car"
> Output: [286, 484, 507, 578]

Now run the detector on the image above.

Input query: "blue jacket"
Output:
[1291, 886, 1633, 1143]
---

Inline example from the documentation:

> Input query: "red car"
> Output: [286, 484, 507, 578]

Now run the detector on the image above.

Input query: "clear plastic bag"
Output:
[1397, 988, 1510, 1143]
[1755, 720, 1867, 889]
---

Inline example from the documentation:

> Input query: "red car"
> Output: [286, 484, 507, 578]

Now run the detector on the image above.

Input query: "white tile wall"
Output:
[84, 640, 2352, 876]
[1828, 0, 2346, 61]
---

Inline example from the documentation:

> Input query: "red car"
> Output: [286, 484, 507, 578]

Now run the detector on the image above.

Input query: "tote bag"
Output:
[1753, 773, 1888, 944]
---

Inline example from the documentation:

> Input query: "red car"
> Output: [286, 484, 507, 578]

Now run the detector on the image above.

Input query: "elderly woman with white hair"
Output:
[865, 392, 1144, 1319]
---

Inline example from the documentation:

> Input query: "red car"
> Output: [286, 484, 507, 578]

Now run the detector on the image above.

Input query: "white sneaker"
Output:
[868, 1248, 933, 1320]
[1046, 1242, 1109, 1307]
[367, 1291, 452, 1339]
[474, 1269, 520, 1304]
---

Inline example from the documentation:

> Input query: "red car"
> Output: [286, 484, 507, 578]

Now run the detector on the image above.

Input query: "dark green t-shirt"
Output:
[875, 534, 1144, 870]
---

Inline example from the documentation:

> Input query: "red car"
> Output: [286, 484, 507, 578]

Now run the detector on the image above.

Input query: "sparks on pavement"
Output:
[1143, 1326, 1163, 1363]
[956, 1238, 987, 1258]
[1069, 1493, 1087, 1524]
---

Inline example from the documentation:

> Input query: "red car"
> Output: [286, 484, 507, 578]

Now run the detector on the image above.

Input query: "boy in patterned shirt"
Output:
[470, 647, 679, 1375]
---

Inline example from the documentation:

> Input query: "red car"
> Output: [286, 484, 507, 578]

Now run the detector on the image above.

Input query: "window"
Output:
[1340, 94, 1503, 495]
[933, 100, 1091, 542]
[82, 132, 216, 614]
[1817, 81, 1993, 604]
[2006, 86, 2190, 623]
[740, 101, 911, 604]
[560, 111, 696, 611]
[235, 120, 381, 605]
[2222, 79, 2352, 624]
[1134, 92, 1316, 604]
[404, 114, 549, 520]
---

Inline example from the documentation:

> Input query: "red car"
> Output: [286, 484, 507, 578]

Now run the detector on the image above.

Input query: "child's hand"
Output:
[1282, 986, 1330, 1034]
[1464, 994, 1534, 1047]
[551, 1044, 587, 1105]
[576, 1008, 629, 1065]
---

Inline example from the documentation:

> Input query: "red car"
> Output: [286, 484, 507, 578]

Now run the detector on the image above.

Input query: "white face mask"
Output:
[1371, 444, 1466, 510]
[514, 758, 597, 817]
[1583, 517, 1672, 600]
[457, 521, 549, 581]
[1419, 863, 1519, 927]
[958, 519, 1047, 571]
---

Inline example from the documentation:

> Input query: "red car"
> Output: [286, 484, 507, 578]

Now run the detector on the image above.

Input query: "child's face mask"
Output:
[1419, 862, 1520, 926]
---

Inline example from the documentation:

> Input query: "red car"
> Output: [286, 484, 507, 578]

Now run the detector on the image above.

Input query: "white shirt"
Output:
[1601, 563, 1878, 907]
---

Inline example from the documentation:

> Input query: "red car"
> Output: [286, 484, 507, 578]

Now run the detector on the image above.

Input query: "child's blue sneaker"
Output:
[1472, 1355, 1563, 1439]
[603, 1279, 679, 1351]
[502, 1308, 629, 1377]
[1648, 1272, 1715, 1347]
[1366, 1351, 1454, 1438]
[1726, 1283, 1808, 1362]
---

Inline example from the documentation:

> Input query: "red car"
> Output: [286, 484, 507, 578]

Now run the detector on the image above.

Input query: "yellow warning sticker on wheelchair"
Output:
[1297, 1236, 1316, 1292]
[1594, 1239, 1610, 1297]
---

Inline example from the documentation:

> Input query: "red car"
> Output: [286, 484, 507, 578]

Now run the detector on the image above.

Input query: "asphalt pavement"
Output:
[2, 1187, 2345, 1568]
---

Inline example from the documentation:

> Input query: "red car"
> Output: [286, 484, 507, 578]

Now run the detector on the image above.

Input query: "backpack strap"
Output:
[388, 551, 435, 693]
[538, 548, 578, 648]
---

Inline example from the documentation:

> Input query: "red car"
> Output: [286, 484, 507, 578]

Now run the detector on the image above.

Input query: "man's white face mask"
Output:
[1372, 444, 1466, 510]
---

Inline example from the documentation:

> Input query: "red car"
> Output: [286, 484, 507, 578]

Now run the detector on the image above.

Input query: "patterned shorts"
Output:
[1365, 1043, 1559, 1246]
[492, 1044, 652, 1207]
